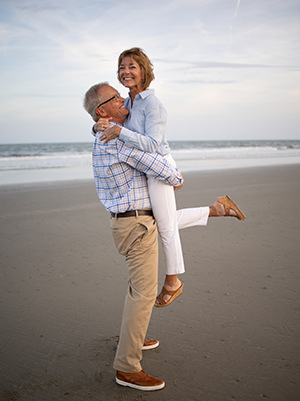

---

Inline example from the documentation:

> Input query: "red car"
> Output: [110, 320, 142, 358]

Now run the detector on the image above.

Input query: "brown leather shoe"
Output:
[217, 195, 246, 220]
[116, 369, 165, 391]
[155, 282, 183, 307]
[142, 338, 159, 350]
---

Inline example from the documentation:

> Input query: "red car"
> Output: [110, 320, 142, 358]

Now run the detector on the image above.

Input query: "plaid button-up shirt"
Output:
[92, 130, 182, 213]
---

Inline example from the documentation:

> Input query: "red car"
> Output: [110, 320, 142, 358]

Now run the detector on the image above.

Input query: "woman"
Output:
[97, 47, 185, 307]
[96, 48, 244, 307]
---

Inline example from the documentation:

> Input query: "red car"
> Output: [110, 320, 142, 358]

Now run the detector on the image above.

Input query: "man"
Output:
[84, 82, 184, 391]
[83, 82, 246, 391]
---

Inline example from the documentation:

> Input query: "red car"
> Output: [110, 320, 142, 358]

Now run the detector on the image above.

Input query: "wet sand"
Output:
[0, 164, 299, 400]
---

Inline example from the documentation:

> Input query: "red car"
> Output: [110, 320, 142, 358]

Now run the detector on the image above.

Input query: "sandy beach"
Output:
[0, 164, 300, 401]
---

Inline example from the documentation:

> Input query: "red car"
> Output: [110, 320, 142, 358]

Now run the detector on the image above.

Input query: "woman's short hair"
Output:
[117, 47, 155, 91]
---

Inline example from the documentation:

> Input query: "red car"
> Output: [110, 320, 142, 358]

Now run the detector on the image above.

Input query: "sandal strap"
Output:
[224, 205, 231, 216]
[156, 284, 183, 306]
[156, 286, 172, 306]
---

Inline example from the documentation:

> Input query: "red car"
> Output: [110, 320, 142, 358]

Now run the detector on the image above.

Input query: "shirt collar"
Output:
[127, 88, 155, 101]
[111, 121, 123, 127]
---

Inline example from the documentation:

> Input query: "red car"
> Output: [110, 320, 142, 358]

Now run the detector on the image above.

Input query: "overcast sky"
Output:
[0, 0, 299, 144]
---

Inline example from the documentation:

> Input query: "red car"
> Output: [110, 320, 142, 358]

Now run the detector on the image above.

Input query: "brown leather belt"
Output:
[110, 209, 153, 218]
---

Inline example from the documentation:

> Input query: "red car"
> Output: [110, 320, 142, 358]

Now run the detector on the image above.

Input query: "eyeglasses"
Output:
[96, 93, 121, 110]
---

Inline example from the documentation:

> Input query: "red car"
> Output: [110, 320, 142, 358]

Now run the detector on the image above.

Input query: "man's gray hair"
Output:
[83, 82, 109, 122]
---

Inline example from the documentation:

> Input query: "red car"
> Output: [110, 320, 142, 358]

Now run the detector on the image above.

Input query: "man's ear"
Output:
[96, 107, 107, 118]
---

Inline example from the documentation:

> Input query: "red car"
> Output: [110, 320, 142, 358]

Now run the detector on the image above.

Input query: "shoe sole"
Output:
[142, 340, 159, 350]
[116, 378, 165, 391]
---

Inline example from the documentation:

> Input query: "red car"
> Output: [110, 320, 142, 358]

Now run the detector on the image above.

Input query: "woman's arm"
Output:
[100, 94, 168, 154]
[119, 98, 167, 153]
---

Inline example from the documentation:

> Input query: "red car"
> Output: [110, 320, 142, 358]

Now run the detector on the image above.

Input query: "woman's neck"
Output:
[129, 87, 147, 104]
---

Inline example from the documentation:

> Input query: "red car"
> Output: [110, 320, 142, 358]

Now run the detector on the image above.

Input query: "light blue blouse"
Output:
[119, 89, 170, 156]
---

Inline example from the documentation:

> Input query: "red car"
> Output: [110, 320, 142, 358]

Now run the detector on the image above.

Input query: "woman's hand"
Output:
[100, 125, 122, 144]
[94, 118, 112, 133]
[174, 172, 184, 191]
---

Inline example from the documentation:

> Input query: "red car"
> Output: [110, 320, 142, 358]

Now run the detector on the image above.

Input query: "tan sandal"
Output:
[217, 195, 246, 221]
[155, 283, 183, 308]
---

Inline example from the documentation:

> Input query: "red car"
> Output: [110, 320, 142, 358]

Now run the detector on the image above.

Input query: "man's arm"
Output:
[113, 140, 183, 188]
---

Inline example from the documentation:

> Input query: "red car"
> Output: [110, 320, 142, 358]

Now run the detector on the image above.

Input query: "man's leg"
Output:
[110, 215, 158, 373]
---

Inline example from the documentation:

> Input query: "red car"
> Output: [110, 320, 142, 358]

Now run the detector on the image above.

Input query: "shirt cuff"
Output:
[119, 127, 131, 142]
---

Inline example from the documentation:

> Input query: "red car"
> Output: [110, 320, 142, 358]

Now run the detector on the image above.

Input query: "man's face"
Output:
[97, 85, 128, 123]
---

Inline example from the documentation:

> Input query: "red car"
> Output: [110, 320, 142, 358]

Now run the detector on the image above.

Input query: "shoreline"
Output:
[1, 155, 300, 186]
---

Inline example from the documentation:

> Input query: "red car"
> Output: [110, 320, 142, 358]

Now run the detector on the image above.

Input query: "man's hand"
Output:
[174, 172, 184, 191]
[100, 125, 122, 144]
[94, 118, 112, 133]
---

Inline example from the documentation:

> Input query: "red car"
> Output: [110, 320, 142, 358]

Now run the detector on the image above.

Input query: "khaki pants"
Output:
[110, 214, 158, 373]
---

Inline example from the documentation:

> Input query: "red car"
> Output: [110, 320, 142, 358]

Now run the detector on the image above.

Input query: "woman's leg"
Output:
[176, 206, 209, 229]
[148, 154, 244, 307]
[147, 154, 210, 305]
[147, 174, 185, 276]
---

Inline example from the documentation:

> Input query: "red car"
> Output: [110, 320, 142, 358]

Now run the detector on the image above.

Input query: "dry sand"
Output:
[0, 164, 299, 401]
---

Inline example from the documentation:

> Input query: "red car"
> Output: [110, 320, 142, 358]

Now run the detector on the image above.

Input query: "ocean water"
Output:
[0, 140, 300, 185]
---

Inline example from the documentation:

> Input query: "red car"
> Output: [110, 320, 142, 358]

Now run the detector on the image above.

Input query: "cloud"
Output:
[0, 0, 299, 143]
[0, 22, 30, 49]
[24, 93, 78, 98]
[154, 58, 299, 70]
[170, 79, 237, 84]
[17, 3, 64, 12]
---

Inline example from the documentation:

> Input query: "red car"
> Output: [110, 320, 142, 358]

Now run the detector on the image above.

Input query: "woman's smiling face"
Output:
[118, 56, 144, 94]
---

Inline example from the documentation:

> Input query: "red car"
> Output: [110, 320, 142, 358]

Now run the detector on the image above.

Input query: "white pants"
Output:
[147, 154, 209, 275]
